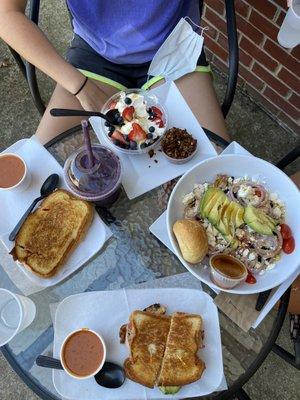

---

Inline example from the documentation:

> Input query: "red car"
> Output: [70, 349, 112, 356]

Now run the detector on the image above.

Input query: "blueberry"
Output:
[115, 112, 120, 118]
[108, 125, 115, 133]
[105, 121, 111, 127]
[113, 139, 120, 146]
[124, 97, 132, 105]
[129, 141, 137, 150]
[149, 126, 155, 133]
[117, 116, 124, 125]
[147, 132, 153, 139]
[108, 131, 114, 137]
[140, 143, 147, 149]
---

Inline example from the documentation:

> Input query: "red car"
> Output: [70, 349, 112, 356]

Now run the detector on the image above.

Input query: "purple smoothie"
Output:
[64, 144, 122, 207]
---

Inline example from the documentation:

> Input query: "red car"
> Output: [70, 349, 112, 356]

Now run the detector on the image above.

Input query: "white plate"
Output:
[0, 137, 111, 288]
[90, 81, 217, 199]
[167, 154, 300, 294]
[53, 288, 223, 399]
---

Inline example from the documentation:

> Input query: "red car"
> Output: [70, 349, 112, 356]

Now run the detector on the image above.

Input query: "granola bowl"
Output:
[167, 154, 300, 294]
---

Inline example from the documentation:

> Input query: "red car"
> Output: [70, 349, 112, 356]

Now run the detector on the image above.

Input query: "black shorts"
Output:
[66, 34, 211, 91]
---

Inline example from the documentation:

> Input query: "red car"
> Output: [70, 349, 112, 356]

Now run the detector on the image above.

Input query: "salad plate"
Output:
[167, 154, 300, 294]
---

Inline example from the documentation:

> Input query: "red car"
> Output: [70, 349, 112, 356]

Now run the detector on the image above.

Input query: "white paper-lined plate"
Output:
[53, 288, 223, 399]
[90, 81, 217, 200]
[0, 137, 111, 288]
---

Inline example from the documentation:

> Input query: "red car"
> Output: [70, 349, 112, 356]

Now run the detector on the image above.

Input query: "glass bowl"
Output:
[100, 89, 168, 155]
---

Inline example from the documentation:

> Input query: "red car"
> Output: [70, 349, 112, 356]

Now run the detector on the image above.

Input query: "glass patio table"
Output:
[0, 129, 290, 400]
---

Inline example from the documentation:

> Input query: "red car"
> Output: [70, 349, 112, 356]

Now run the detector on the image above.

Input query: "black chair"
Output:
[7, 0, 239, 147]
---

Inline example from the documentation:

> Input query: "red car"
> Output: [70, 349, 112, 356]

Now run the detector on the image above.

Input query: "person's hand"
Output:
[75, 78, 107, 111]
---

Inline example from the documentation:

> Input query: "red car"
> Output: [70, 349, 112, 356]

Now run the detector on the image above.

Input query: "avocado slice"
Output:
[200, 187, 219, 218]
[208, 196, 229, 226]
[222, 202, 236, 228]
[244, 206, 274, 236]
[201, 188, 225, 218]
[230, 202, 245, 228]
[159, 386, 181, 395]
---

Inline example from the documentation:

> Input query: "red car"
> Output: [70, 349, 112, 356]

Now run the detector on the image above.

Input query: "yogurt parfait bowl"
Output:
[100, 89, 168, 155]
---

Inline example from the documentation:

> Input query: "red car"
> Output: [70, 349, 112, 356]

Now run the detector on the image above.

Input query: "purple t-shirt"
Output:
[66, 0, 200, 64]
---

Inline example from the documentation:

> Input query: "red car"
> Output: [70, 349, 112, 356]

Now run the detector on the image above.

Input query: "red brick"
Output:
[276, 10, 286, 26]
[204, 6, 227, 34]
[247, 0, 277, 19]
[264, 39, 300, 72]
[291, 46, 300, 60]
[289, 93, 300, 110]
[240, 36, 278, 71]
[236, 14, 264, 45]
[239, 64, 265, 90]
[278, 67, 300, 92]
[217, 33, 228, 52]
[235, 0, 250, 18]
[212, 55, 228, 72]
[205, 0, 224, 16]
[205, 35, 228, 62]
[263, 87, 300, 120]
[276, 0, 289, 9]
[252, 63, 290, 97]
[249, 10, 278, 42]
[201, 18, 218, 39]
[239, 48, 253, 67]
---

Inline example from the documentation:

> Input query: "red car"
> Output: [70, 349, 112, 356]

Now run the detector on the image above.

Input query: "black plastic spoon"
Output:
[36, 355, 125, 389]
[9, 174, 59, 242]
[50, 108, 122, 125]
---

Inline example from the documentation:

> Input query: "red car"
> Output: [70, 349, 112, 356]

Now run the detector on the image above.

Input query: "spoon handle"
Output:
[9, 196, 44, 242]
[36, 355, 63, 370]
[50, 108, 107, 119]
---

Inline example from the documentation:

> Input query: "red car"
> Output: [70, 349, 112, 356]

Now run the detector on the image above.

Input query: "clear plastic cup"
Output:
[64, 144, 122, 207]
[100, 89, 168, 155]
[0, 289, 36, 346]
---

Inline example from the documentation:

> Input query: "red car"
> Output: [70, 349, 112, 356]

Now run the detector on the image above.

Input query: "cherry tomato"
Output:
[280, 224, 292, 240]
[282, 237, 295, 254]
[246, 273, 257, 284]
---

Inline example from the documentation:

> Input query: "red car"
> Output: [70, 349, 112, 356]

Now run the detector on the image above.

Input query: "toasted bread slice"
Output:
[13, 189, 93, 278]
[124, 311, 171, 388]
[157, 312, 205, 387]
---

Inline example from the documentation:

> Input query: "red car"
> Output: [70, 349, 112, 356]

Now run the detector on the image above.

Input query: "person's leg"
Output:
[175, 72, 229, 141]
[36, 80, 119, 145]
[150, 72, 229, 142]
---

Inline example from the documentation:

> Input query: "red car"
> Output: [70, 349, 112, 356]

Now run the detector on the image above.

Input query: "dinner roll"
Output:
[173, 219, 208, 264]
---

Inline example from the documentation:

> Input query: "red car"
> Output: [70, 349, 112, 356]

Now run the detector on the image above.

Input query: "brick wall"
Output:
[202, 0, 300, 133]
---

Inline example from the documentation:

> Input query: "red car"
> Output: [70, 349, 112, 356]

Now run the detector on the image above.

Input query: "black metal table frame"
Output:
[1, 128, 294, 400]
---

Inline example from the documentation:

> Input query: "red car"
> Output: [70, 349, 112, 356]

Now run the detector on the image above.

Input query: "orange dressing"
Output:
[212, 254, 246, 279]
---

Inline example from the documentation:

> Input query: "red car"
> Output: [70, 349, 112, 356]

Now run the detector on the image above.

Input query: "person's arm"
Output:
[0, 0, 104, 110]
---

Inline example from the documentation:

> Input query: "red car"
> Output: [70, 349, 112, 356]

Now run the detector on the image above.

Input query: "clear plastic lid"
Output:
[64, 145, 122, 200]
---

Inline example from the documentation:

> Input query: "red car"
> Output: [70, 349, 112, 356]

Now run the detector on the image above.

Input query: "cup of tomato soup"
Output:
[60, 328, 106, 380]
[0, 153, 31, 193]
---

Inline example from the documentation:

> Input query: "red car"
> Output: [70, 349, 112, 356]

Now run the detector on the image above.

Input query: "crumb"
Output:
[154, 159, 158, 163]
[148, 149, 155, 158]
[148, 165, 151, 168]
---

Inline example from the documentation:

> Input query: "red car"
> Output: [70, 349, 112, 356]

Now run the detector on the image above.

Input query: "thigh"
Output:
[35, 80, 119, 145]
[175, 72, 229, 141]
[151, 72, 229, 142]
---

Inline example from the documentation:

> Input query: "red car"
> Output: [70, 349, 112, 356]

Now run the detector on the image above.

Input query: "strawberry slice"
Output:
[122, 106, 134, 121]
[108, 99, 118, 110]
[128, 123, 147, 142]
[111, 130, 128, 145]
[154, 116, 164, 128]
[151, 106, 163, 117]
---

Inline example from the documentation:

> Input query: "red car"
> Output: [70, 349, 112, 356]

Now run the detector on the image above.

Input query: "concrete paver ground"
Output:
[0, 1, 299, 399]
